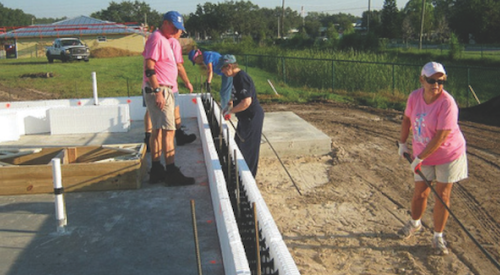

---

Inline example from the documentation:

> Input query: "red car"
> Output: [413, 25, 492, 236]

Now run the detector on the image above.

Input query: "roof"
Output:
[0, 16, 145, 39]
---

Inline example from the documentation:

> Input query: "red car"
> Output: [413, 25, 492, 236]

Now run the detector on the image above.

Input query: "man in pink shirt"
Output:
[398, 62, 468, 255]
[142, 11, 194, 186]
[168, 29, 196, 145]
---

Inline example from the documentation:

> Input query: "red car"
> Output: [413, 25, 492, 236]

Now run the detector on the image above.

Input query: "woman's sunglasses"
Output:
[425, 78, 446, 85]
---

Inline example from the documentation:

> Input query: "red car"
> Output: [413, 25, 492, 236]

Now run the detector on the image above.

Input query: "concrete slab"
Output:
[260, 111, 331, 158]
[0, 119, 225, 275]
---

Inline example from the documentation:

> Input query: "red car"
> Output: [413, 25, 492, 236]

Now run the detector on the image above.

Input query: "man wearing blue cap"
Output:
[142, 11, 194, 186]
[188, 49, 233, 114]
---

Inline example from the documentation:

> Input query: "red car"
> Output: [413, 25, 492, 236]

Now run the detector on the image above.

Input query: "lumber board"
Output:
[0, 143, 147, 195]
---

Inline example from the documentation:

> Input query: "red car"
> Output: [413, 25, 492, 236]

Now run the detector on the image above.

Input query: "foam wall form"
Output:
[49, 104, 130, 135]
[196, 97, 251, 275]
[0, 112, 20, 142]
[213, 102, 301, 275]
[1, 95, 199, 122]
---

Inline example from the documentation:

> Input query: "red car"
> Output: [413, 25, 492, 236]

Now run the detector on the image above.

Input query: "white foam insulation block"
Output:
[49, 105, 130, 135]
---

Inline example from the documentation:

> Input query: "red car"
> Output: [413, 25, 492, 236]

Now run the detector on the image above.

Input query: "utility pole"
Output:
[301, 6, 304, 29]
[367, 0, 371, 33]
[281, 0, 285, 38]
[419, 0, 425, 50]
[278, 17, 281, 38]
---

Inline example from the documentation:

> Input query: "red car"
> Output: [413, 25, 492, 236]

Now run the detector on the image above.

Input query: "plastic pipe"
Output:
[52, 158, 67, 232]
[92, 72, 99, 105]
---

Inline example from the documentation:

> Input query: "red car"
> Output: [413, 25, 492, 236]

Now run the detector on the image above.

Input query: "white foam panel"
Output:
[216, 101, 301, 275]
[196, 97, 251, 275]
[49, 104, 130, 135]
[0, 112, 20, 142]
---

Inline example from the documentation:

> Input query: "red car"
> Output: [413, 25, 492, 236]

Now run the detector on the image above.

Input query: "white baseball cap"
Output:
[421, 62, 447, 77]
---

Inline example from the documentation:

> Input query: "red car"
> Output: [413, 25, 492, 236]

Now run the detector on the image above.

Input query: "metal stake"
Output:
[191, 200, 203, 275]
[253, 202, 261, 275]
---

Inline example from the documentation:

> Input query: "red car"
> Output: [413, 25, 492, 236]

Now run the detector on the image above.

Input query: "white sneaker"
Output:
[398, 220, 422, 239]
[432, 235, 449, 255]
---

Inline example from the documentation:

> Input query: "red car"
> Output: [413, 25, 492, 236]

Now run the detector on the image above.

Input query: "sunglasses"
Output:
[425, 78, 446, 85]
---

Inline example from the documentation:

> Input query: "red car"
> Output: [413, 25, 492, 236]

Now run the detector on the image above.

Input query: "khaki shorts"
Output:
[144, 86, 175, 130]
[415, 152, 468, 183]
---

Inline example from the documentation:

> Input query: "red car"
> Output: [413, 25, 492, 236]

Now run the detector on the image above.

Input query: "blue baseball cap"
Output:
[163, 11, 185, 32]
[215, 54, 237, 71]
[188, 49, 202, 65]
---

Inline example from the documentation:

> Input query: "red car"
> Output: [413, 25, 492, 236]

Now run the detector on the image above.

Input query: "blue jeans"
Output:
[220, 75, 233, 110]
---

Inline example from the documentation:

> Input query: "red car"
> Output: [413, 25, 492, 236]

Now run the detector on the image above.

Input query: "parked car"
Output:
[46, 38, 90, 63]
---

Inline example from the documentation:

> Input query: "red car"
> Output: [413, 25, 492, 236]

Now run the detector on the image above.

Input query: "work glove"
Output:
[411, 157, 423, 174]
[398, 142, 410, 157]
[223, 106, 232, 121]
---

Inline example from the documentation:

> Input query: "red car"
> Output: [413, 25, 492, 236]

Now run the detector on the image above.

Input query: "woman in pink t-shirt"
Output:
[397, 62, 468, 256]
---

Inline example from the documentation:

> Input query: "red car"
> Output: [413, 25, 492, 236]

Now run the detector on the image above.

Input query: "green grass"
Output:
[0, 56, 144, 99]
[2, 52, 499, 111]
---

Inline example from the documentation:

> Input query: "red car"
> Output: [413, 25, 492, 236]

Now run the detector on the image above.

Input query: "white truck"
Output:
[46, 38, 90, 63]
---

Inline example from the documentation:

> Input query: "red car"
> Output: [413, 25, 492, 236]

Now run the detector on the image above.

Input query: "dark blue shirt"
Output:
[232, 70, 261, 120]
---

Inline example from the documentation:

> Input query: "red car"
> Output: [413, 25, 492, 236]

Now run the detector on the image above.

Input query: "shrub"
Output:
[448, 33, 462, 60]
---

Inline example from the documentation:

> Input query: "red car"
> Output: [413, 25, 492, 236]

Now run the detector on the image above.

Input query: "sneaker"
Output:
[432, 235, 449, 255]
[398, 220, 422, 239]
[176, 129, 196, 146]
[149, 163, 165, 184]
[165, 166, 195, 186]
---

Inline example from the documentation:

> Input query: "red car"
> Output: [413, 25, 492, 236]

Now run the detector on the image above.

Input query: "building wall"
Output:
[86, 34, 146, 53]
[11, 33, 145, 59]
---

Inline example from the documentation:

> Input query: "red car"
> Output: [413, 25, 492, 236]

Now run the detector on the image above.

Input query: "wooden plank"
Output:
[76, 147, 127, 163]
[0, 159, 143, 195]
[0, 143, 147, 195]
[66, 147, 77, 164]
[468, 85, 481, 104]
[0, 148, 63, 165]
[0, 161, 16, 166]
[0, 148, 42, 160]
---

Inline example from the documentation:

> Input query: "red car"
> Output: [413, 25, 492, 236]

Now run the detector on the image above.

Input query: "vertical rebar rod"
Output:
[253, 202, 261, 275]
[126, 78, 130, 97]
[219, 106, 223, 150]
[235, 149, 241, 220]
[227, 127, 231, 184]
[191, 200, 203, 275]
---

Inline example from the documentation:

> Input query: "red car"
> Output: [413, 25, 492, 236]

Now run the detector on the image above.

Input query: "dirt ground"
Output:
[258, 102, 500, 275]
[2, 87, 499, 274]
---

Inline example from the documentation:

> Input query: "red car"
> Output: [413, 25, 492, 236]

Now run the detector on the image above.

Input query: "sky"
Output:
[1, 0, 411, 20]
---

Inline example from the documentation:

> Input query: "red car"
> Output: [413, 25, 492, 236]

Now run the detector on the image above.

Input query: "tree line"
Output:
[1, 0, 499, 44]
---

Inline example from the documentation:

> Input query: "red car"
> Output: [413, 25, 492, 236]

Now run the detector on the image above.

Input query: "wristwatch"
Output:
[153, 87, 161, 93]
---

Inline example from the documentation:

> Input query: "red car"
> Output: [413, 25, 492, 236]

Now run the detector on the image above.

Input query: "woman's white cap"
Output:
[421, 62, 447, 77]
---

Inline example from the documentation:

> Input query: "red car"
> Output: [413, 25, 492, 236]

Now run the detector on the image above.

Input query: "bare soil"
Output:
[258, 101, 500, 275]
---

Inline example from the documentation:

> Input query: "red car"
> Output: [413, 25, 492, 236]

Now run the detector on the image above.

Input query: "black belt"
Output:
[144, 85, 173, 93]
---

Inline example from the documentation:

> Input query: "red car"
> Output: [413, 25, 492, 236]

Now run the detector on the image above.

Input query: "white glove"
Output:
[411, 157, 423, 174]
[398, 142, 410, 157]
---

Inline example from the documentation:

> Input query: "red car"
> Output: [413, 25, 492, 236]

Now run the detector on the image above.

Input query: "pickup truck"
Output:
[46, 38, 90, 63]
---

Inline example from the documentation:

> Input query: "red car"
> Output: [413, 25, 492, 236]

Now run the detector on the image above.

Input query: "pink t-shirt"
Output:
[142, 30, 177, 87]
[168, 37, 184, 93]
[405, 88, 466, 165]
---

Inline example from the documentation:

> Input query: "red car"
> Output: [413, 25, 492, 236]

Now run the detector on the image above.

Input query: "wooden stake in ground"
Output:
[468, 85, 481, 104]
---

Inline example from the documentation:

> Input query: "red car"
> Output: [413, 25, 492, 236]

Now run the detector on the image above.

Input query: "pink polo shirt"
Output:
[142, 30, 177, 87]
[405, 88, 466, 165]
